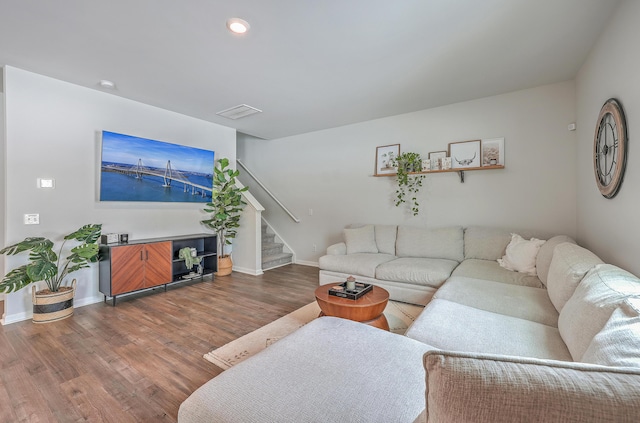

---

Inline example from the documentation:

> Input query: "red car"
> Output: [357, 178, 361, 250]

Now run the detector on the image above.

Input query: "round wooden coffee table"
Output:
[314, 284, 390, 331]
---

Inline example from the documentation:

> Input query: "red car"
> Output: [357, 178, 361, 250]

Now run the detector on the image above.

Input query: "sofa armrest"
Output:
[423, 350, 640, 423]
[326, 242, 346, 255]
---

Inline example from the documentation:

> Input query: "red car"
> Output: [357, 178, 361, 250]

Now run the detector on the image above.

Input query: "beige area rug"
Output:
[204, 300, 424, 370]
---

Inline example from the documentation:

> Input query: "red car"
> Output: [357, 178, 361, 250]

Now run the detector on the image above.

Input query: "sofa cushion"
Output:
[424, 350, 640, 423]
[451, 259, 544, 288]
[463, 226, 553, 261]
[536, 235, 576, 286]
[326, 242, 346, 255]
[344, 225, 378, 254]
[547, 243, 603, 313]
[396, 226, 463, 262]
[178, 317, 432, 423]
[463, 226, 512, 261]
[406, 299, 572, 361]
[318, 253, 396, 278]
[375, 258, 458, 289]
[581, 298, 640, 368]
[435, 276, 558, 327]
[558, 264, 640, 362]
[497, 233, 545, 276]
[374, 225, 397, 255]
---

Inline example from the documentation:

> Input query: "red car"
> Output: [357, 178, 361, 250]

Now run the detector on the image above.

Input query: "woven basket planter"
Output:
[217, 256, 233, 276]
[32, 279, 76, 324]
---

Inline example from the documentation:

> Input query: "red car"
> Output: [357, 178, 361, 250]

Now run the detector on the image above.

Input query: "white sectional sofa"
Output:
[179, 225, 640, 422]
[318, 225, 563, 304]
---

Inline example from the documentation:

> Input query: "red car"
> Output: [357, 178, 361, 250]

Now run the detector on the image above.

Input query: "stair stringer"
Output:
[261, 218, 295, 269]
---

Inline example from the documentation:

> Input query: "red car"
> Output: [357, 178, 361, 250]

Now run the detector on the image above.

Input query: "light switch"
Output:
[24, 214, 40, 225]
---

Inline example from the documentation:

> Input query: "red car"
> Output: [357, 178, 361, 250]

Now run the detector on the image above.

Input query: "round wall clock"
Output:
[593, 98, 628, 199]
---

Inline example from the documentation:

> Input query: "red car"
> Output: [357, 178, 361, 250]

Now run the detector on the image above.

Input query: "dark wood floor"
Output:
[0, 264, 319, 422]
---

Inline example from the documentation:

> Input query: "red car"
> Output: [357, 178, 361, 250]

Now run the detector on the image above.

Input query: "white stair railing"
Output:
[237, 159, 300, 223]
[231, 180, 265, 276]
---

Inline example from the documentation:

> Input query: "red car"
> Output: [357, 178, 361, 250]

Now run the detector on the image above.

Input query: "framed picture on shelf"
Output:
[481, 138, 505, 166]
[428, 151, 447, 170]
[375, 144, 400, 175]
[449, 140, 481, 169]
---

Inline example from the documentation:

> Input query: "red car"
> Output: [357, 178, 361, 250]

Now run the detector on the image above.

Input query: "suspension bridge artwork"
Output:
[100, 131, 215, 203]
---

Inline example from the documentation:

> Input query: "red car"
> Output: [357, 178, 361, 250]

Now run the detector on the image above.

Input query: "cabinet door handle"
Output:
[140, 251, 144, 261]
[146, 250, 149, 261]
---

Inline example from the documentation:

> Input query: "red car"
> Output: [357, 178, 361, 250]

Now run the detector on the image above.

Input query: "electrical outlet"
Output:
[308, 208, 313, 216]
[37, 178, 55, 189]
[24, 214, 40, 225]
[312, 244, 317, 252]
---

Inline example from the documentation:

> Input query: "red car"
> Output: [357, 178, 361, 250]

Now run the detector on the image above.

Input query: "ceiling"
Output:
[0, 0, 620, 140]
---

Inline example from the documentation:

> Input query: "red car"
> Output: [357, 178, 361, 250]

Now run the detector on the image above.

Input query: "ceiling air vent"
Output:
[216, 104, 262, 120]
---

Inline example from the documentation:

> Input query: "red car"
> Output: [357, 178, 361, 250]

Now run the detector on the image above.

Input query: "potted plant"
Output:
[202, 158, 248, 276]
[391, 152, 425, 216]
[0, 223, 102, 323]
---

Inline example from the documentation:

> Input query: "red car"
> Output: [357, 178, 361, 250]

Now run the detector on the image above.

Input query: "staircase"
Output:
[261, 223, 293, 270]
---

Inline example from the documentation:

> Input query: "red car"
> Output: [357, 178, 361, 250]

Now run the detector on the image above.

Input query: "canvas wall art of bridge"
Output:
[99, 130, 215, 203]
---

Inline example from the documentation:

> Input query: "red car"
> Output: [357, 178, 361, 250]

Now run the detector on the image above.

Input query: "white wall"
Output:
[576, 0, 640, 276]
[0, 67, 5, 302]
[238, 81, 577, 265]
[2, 67, 236, 324]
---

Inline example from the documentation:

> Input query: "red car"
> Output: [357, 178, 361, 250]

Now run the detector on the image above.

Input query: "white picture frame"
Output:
[375, 144, 400, 175]
[449, 140, 481, 169]
[481, 137, 505, 166]
[428, 151, 447, 171]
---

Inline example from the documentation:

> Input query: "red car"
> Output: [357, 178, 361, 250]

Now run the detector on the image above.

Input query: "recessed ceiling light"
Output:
[98, 79, 116, 89]
[227, 18, 250, 34]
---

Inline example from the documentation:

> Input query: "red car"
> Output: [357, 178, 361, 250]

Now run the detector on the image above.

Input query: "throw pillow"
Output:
[546, 242, 603, 313]
[558, 264, 640, 361]
[344, 225, 378, 254]
[535, 235, 576, 286]
[497, 233, 546, 276]
[581, 298, 640, 367]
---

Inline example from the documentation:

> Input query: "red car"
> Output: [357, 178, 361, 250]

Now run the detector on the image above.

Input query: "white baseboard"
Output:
[2, 310, 30, 325]
[1, 295, 103, 325]
[75, 295, 104, 308]
[232, 266, 264, 276]
[295, 260, 319, 267]
[261, 261, 293, 271]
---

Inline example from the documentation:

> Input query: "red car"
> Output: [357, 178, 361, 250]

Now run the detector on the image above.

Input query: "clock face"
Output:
[593, 99, 627, 199]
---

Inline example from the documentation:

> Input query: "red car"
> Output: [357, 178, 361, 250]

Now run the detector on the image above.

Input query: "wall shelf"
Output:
[373, 165, 504, 183]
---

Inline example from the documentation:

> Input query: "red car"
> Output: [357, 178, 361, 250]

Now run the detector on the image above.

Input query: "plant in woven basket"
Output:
[391, 152, 425, 216]
[0, 224, 102, 294]
[201, 158, 248, 258]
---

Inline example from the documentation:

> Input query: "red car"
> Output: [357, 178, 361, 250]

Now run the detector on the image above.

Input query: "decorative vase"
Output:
[217, 256, 233, 276]
[32, 279, 76, 324]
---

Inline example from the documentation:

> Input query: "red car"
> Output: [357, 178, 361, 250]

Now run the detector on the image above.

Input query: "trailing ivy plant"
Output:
[391, 152, 425, 216]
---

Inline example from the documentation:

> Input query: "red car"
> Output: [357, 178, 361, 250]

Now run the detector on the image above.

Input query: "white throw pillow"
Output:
[343, 225, 378, 254]
[581, 298, 640, 367]
[546, 242, 603, 313]
[497, 233, 546, 276]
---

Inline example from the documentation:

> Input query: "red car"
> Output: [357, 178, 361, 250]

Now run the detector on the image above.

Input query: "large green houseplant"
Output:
[0, 223, 102, 323]
[202, 158, 248, 276]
